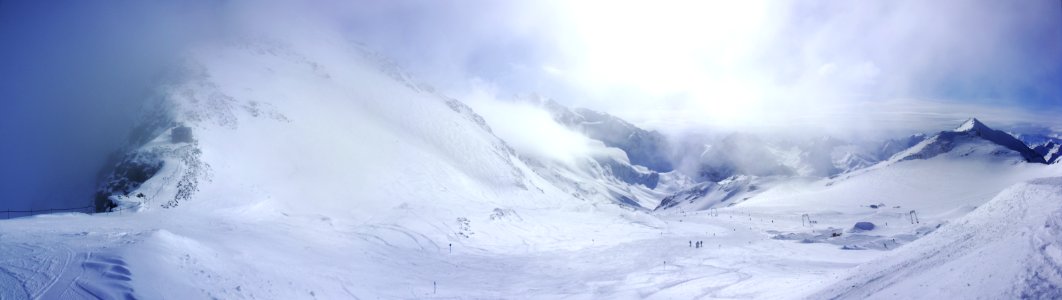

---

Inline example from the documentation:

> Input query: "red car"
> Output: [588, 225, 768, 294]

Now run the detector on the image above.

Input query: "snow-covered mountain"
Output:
[1034, 141, 1062, 164]
[681, 133, 891, 182]
[90, 35, 672, 247]
[1019, 133, 1062, 164]
[654, 118, 1056, 212]
[675, 118, 1051, 188]
[1016, 132, 1062, 148]
[654, 175, 772, 211]
[890, 118, 1048, 164]
[527, 97, 674, 172]
[650, 133, 873, 211]
[459, 96, 691, 209]
[40, 35, 692, 298]
[517, 148, 674, 209]
[6, 29, 1062, 300]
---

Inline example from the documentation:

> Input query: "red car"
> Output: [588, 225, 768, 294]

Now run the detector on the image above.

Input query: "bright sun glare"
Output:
[556, 1, 774, 126]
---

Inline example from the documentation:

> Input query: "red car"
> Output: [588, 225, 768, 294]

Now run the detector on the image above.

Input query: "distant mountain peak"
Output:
[891, 118, 1047, 164]
[954, 117, 988, 132]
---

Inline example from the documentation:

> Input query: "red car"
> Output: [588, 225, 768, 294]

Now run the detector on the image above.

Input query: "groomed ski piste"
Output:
[3, 30, 1062, 299]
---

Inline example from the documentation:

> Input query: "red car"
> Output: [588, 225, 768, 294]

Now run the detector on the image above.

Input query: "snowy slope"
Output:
[811, 177, 1062, 299]
[4, 95, 1061, 300]
[105, 34, 678, 250]
[722, 133, 1062, 260]
[466, 96, 678, 210]
[0, 34, 688, 298]
[740, 150, 1060, 219]
[93, 40, 527, 213]
[520, 152, 671, 210]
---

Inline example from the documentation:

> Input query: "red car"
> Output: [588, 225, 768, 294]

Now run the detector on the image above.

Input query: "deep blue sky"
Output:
[0, 1, 214, 211]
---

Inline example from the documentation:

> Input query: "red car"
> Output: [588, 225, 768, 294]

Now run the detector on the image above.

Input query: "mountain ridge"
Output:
[891, 118, 1047, 164]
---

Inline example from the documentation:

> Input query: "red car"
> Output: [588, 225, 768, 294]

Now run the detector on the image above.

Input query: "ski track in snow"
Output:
[0, 229, 138, 300]
[0, 208, 877, 299]
[4, 175, 1062, 299]
[0, 242, 74, 299]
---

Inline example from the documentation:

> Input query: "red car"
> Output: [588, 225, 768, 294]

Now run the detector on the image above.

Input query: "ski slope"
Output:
[813, 177, 1062, 299]
[4, 172, 1061, 298]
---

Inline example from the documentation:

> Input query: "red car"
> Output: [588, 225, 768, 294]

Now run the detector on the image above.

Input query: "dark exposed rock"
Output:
[171, 126, 193, 143]
[94, 153, 163, 212]
[94, 100, 206, 212]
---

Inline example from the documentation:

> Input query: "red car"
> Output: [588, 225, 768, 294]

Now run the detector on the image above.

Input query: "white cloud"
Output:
[206, 0, 1062, 138]
[609, 97, 1062, 140]
[460, 81, 605, 166]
